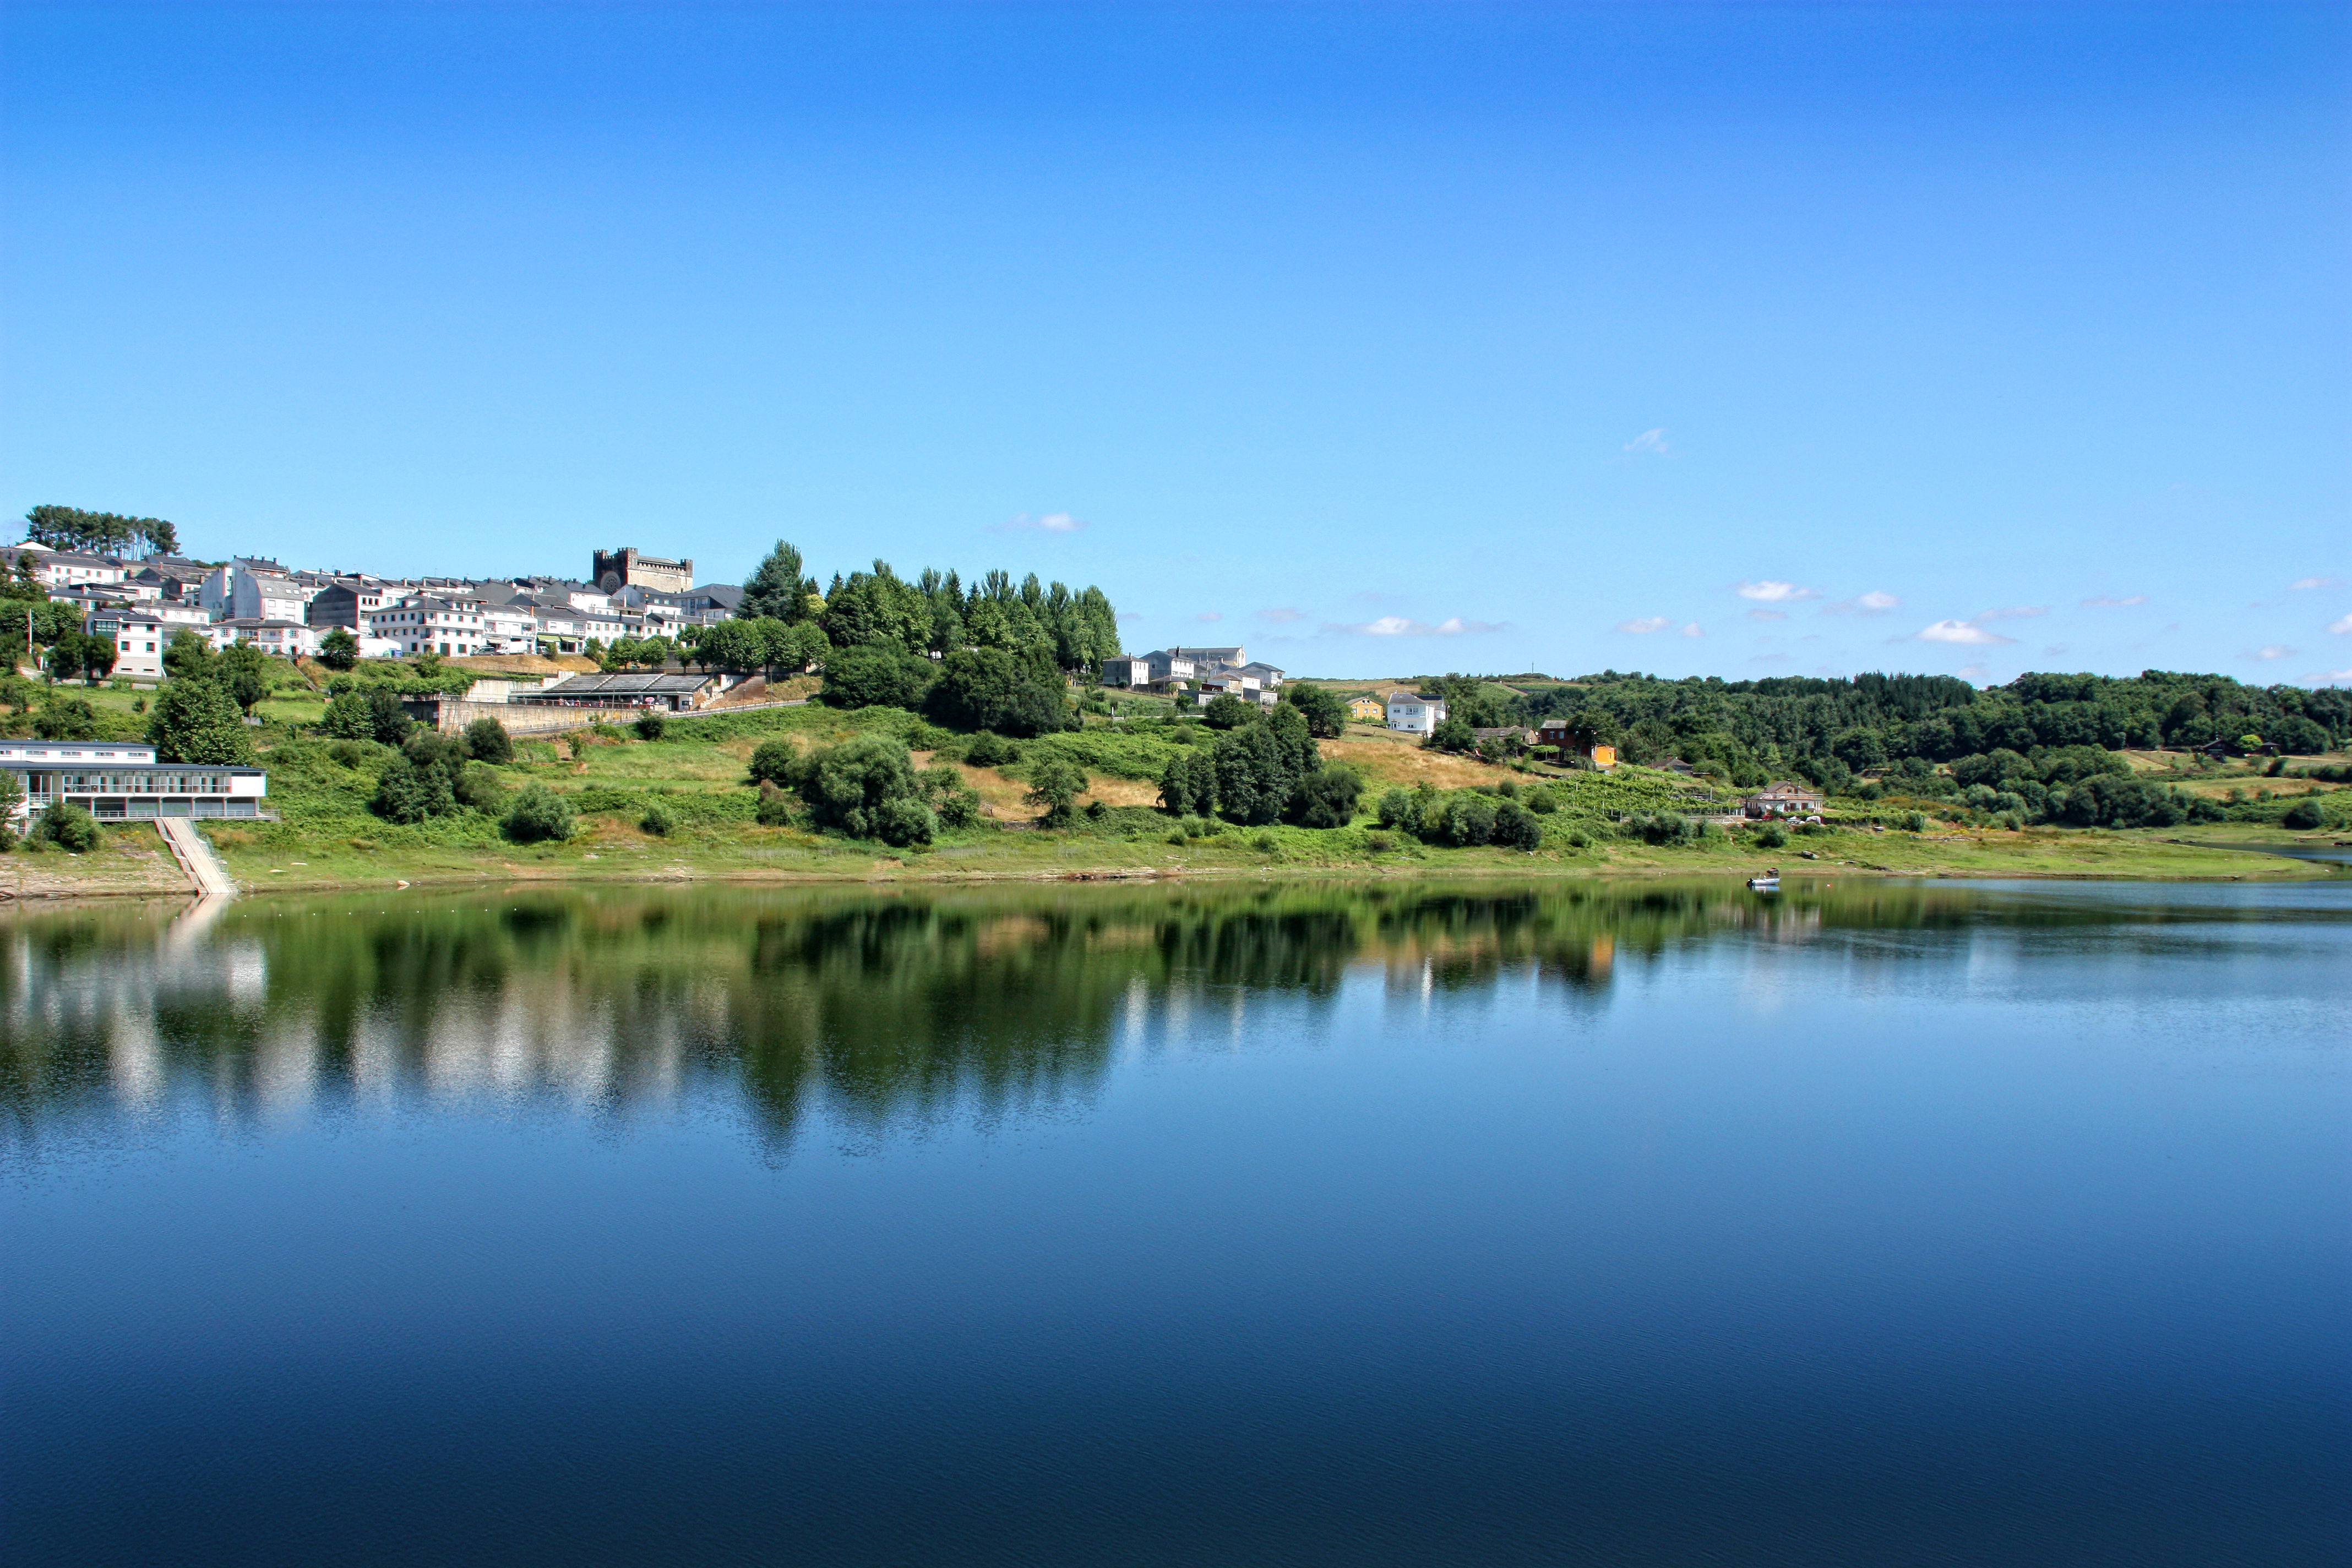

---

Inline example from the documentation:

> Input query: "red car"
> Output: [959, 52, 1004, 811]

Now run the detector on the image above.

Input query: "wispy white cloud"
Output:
[1918, 619, 2017, 646]
[1623, 428, 1672, 456]
[2290, 576, 2343, 591]
[2307, 667, 2352, 687]
[1747, 608, 1788, 622]
[1117, 612, 1141, 622]
[1194, 611, 1224, 623]
[1679, 622, 1703, 638]
[1330, 614, 1505, 637]
[1957, 662, 1990, 680]
[1972, 605, 2048, 623]
[995, 510, 1087, 533]
[1822, 590, 1901, 616]
[1736, 580, 1819, 603]
[2254, 645, 2297, 661]
[2331, 612, 2352, 635]
[2081, 594, 2148, 608]
[1616, 616, 1672, 634]
[1255, 607, 1305, 624]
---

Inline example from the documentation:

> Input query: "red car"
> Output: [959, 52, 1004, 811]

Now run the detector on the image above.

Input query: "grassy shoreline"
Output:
[10, 692, 2345, 900]
[7, 816, 2339, 902]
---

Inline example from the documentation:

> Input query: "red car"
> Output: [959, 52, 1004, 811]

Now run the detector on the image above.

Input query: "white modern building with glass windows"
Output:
[0, 741, 268, 824]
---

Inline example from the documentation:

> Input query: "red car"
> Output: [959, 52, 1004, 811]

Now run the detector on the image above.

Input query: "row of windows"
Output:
[24, 772, 237, 793]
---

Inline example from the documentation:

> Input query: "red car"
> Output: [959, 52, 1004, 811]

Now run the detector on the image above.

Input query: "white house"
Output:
[84, 611, 170, 680]
[216, 618, 321, 658]
[30, 549, 127, 590]
[0, 739, 268, 824]
[366, 595, 507, 657]
[1386, 693, 1449, 734]
[531, 597, 630, 655]
[200, 563, 310, 623]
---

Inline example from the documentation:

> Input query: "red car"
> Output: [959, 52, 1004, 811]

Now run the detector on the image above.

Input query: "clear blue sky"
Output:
[4, 2, 2346, 684]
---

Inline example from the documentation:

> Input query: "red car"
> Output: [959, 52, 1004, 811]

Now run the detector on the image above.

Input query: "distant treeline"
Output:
[21, 505, 179, 558]
[709, 541, 1120, 673]
[1414, 669, 2348, 792]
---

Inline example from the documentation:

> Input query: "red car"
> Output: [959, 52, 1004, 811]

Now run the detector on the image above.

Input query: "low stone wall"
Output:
[404, 698, 594, 737]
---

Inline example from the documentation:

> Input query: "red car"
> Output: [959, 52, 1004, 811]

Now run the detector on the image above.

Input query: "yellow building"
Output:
[1591, 744, 1618, 769]
[1346, 695, 1386, 722]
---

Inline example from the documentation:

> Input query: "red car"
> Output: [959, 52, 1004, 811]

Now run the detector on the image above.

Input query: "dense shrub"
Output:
[962, 731, 1021, 767]
[463, 716, 514, 763]
[747, 739, 799, 786]
[754, 782, 796, 826]
[1287, 765, 1363, 828]
[1753, 822, 1789, 848]
[454, 761, 508, 813]
[32, 698, 99, 740]
[1492, 800, 1542, 850]
[640, 802, 677, 836]
[2283, 799, 2325, 830]
[30, 800, 100, 852]
[783, 733, 936, 845]
[633, 712, 667, 742]
[503, 783, 575, 843]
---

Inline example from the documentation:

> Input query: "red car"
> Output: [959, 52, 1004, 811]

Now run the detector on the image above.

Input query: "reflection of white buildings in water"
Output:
[6, 908, 695, 1119]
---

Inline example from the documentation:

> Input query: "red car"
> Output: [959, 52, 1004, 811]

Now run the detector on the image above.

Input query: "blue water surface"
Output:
[3, 878, 2346, 1566]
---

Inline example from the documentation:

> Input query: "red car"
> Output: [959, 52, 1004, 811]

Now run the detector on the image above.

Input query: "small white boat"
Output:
[1747, 868, 1781, 891]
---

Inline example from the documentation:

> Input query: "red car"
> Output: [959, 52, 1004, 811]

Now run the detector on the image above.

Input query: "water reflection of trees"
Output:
[0, 878, 2268, 1150]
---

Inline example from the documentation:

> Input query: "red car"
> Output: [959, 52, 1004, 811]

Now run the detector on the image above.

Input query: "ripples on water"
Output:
[4, 878, 2348, 1565]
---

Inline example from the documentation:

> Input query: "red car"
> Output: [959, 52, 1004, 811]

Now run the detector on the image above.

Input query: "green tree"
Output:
[927, 647, 1071, 737]
[80, 635, 117, 685]
[819, 644, 935, 710]
[317, 626, 360, 671]
[1282, 684, 1348, 739]
[1424, 715, 1477, 754]
[1158, 748, 1217, 816]
[146, 674, 253, 764]
[162, 629, 216, 681]
[0, 771, 20, 851]
[741, 541, 817, 623]
[1023, 758, 1087, 826]
[43, 630, 83, 684]
[22, 504, 177, 557]
[1201, 693, 1255, 729]
[221, 643, 270, 715]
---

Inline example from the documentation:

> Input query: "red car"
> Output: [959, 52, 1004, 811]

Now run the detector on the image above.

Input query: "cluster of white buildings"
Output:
[1102, 645, 1292, 706]
[2, 542, 743, 678]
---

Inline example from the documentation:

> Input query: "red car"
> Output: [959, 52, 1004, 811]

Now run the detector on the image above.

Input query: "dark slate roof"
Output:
[541, 672, 714, 696]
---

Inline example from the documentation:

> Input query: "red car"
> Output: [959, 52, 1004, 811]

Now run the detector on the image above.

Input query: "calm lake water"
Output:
[4, 877, 2347, 1566]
